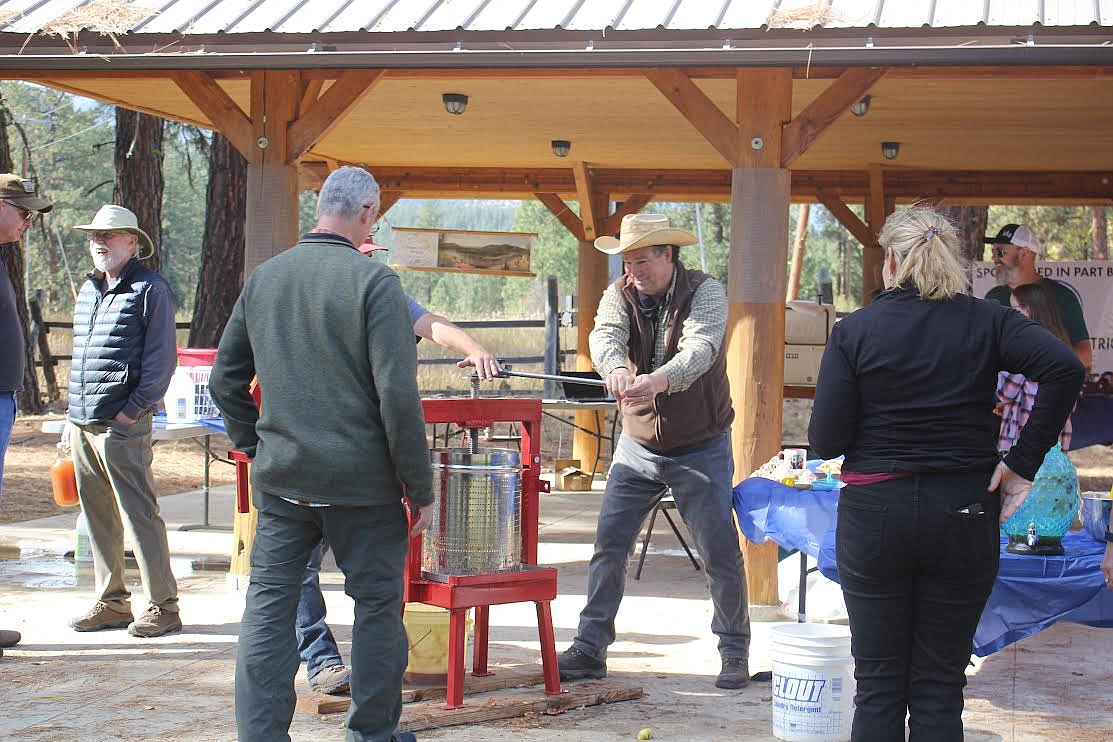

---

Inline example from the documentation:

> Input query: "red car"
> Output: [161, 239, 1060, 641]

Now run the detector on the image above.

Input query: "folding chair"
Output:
[634, 491, 702, 580]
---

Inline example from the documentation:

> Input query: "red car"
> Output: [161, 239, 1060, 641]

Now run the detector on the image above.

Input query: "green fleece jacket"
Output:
[209, 232, 433, 507]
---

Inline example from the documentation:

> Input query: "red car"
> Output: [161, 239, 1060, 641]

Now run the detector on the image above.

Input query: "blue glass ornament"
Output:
[1002, 443, 1080, 556]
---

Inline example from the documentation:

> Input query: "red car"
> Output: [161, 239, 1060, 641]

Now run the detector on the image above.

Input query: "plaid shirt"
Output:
[590, 269, 728, 394]
[997, 371, 1072, 453]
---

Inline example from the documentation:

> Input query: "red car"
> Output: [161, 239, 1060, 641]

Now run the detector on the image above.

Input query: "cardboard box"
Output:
[554, 458, 581, 473]
[784, 344, 826, 386]
[785, 302, 836, 345]
[557, 467, 594, 492]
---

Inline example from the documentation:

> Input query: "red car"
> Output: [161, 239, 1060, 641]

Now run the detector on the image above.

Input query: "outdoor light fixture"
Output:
[442, 93, 468, 115]
[551, 140, 571, 157]
[881, 141, 900, 160]
[850, 95, 871, 117]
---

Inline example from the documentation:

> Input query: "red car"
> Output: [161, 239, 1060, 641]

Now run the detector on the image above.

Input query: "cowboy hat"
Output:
[594, 213, 697, 255]
[74, 205, 155, 259]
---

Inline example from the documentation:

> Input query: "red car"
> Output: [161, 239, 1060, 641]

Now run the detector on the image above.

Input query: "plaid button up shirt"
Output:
[590, 269, 728, 394]
[997, 371, 1072, 452]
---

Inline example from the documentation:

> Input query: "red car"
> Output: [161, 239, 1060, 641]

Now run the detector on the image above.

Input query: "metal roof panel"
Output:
[716, 1, 778, 31]
[515, 0, 577, 30]
[614, 0, 670, 30]
[562, 0, 625, 31]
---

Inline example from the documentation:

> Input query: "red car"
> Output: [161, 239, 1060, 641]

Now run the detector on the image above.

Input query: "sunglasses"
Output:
[991, 245, 1015, 258]
[3, 200, 36, 224]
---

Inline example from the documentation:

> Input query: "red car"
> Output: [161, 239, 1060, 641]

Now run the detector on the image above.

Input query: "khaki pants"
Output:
[70, 412, 178, 614]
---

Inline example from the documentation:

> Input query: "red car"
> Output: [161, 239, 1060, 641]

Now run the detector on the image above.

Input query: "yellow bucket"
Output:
[403, 604, 472, 686]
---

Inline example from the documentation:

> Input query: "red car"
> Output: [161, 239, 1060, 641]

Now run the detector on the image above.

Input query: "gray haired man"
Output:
[210, 166, 431, 742]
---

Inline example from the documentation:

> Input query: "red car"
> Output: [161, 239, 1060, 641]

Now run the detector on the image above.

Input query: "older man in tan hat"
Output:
[558, 213, 752, 689]
[0, 173, 53, 658]
[66, 204, 181, 638]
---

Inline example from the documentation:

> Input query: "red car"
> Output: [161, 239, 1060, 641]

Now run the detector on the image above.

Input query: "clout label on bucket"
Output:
[773, 674, 826, 704]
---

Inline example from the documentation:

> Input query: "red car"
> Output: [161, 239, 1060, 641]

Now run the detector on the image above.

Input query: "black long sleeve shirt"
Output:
[808, 287, 1084, 482]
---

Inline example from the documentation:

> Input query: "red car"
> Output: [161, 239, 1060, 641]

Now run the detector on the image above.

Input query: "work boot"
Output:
[70, 603, 133, 632]
[127, 605, 182, 638]
[310, 663, 351, 695]
[557, 646, 607, 681]
[0, 629, 20, 648]
[715, 657, 751, 689]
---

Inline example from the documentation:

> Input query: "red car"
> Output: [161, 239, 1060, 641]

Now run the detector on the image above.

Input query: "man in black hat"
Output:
[984, 223, 1091, 370]
[0, 173, 53, 659]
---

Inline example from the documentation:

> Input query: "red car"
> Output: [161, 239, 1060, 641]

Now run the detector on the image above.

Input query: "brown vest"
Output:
[617, 263, 734, 452]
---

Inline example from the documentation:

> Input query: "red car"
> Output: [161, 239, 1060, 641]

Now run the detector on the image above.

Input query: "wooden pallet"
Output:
[297, 664, 546, 715]
[399, 678, 644, 733]
[296, 665, 644, 733]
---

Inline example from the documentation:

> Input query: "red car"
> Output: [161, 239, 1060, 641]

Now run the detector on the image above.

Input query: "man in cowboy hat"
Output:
[983, 223, 1091, 370]
[66, 204, 182, 638]
[557, 212, 752, 690]
[0, 173, 53, 658]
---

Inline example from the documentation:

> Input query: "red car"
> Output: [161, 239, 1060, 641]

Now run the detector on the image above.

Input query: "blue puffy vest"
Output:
[68, 259, 159, 424]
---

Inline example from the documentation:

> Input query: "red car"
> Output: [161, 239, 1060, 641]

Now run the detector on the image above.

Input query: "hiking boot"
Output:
[715, 657, 751, 689]
[0, 629, 20, 648]
[310, 663, 351, 695]
[127, 605, 182, 638]
[558, 646, 607, 681]
[70, 603, 133, 632]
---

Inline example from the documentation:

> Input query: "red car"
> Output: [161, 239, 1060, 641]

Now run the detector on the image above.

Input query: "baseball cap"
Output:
[983, 224, 1043, 256]
[0, 173, 53, 213]
[357, 234, 388, 255]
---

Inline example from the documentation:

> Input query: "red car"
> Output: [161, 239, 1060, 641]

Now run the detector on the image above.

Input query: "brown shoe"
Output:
[0, 629, 20, 648]
[128, 605, 182, 638]
[70, 603, 134, 632]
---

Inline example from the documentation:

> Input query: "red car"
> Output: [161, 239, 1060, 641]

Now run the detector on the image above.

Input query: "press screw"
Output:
[750, 137, 764, 150]
[257, 137, 269, 149]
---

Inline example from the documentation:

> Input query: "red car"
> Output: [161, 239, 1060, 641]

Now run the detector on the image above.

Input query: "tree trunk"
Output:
[786, 203, 810, 301]
[1092, 207, 1108, 260]
[188, 133, 246, 347]
[113, 108, 165, 274]
[940, 204, 989, 264]
[0, 105, 44, 413]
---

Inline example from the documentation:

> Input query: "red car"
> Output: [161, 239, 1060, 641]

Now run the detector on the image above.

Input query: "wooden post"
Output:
[572, 190, 610, 473]
[862, 163, 887, 304]
[728, 68, 793, 609]
[543, 276, 560, 399]
[28, 290, 58, 401]
[244, 70, 300, 276]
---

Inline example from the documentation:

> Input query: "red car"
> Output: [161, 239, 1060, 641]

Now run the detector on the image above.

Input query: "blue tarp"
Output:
[734, 475, 1113, 657]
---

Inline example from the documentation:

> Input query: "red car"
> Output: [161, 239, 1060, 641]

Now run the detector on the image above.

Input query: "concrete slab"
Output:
[1, 485, 1111, 741]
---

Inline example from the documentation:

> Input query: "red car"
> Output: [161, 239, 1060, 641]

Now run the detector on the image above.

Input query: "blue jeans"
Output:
[298, 538, 345, 681]
[235, 492, 409, 742]
[0, 391, 14, 502]
[572, 431, 750, 661]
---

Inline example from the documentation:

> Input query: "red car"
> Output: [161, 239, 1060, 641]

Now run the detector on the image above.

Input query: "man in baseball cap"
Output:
[984, 223, 1091, 370]
[1, 173, 52, 657]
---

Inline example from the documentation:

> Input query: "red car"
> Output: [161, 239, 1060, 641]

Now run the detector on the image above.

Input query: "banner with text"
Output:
[972, 261, 1113, 374]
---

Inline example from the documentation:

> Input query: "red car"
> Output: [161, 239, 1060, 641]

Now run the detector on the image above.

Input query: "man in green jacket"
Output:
[210, 166, 431, 742]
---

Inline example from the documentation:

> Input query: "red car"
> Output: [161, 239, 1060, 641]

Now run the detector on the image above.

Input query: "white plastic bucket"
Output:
[771, 623, 855, 742]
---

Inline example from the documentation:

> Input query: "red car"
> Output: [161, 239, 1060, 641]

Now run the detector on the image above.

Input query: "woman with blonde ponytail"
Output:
[808, 206, 1084, 741]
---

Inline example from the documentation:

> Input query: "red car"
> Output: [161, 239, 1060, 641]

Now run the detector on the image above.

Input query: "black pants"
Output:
[836, 471, 1000, 742]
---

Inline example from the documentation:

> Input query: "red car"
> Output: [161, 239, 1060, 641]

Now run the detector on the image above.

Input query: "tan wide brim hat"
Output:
[594, 213, 697, 255]
[75, 204, 155, 259]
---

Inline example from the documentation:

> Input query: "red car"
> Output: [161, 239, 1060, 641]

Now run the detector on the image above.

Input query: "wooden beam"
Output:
[171, 70, 256, 162]
[862, 163, 891, 304]
[297, 163, 1113, 205]
[600, 194, 653, 237]
[815, 187, 879, 250]
[298, 78, 324, 116]
[645, 67, 740, 166]
[572, 161, 601, 239]
[737, 68, 792, 169]
[378, 191, 403, 216]
[534, 192, 585, 241]
[287, 69, 384, 163]
[780, 67, 888, 168]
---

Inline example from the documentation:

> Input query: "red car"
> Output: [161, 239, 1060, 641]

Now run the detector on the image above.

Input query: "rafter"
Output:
[287, 69, 384, 163]
[171, 71, 255, 162]
[378, 191, 403, 216]
[815, 187, 879, 249]
[781, 67, 888, 168]
[572, 162, 600, 240]
[534, 192, 586, 241]
[645, 67, 740, 166]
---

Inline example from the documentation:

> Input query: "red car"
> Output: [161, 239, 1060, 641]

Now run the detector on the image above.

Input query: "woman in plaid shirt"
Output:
[997, 282, 1076, 452]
